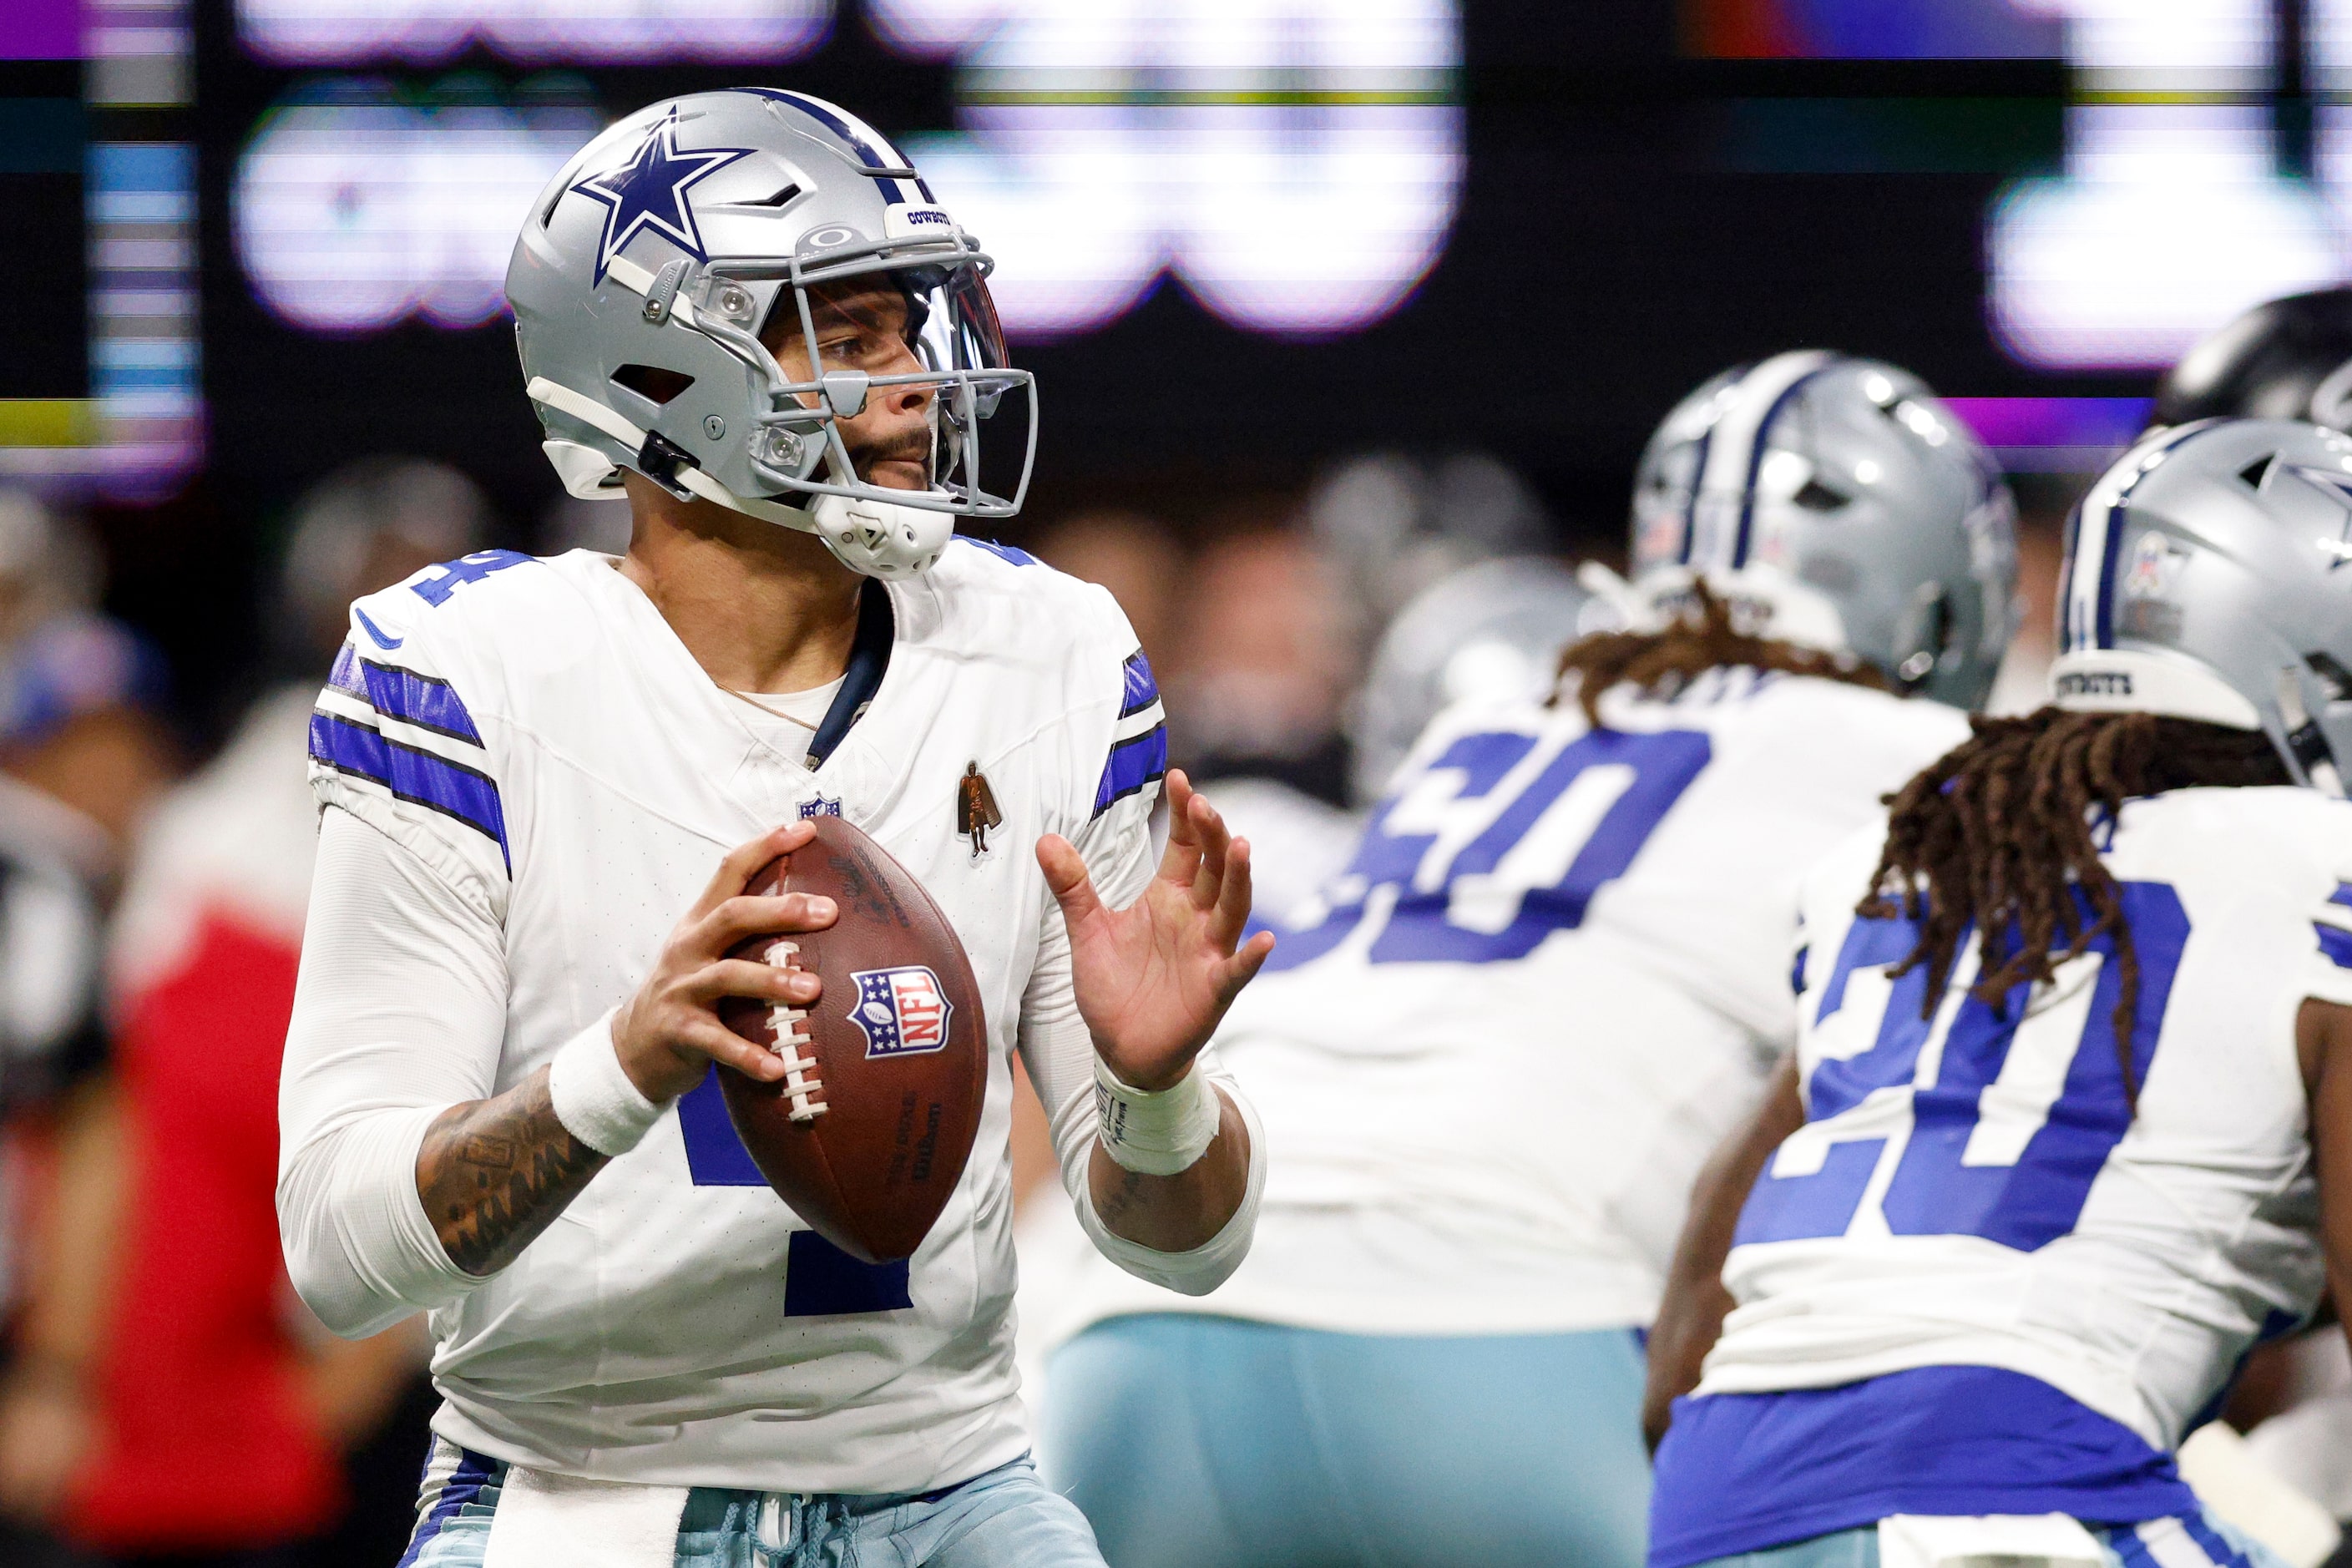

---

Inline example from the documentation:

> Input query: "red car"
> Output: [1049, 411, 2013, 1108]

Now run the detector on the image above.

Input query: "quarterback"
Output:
[1645, 418, 2352, 1568]
[1039, 354, 2019, 1568]
[275, 92, 1271, 1567]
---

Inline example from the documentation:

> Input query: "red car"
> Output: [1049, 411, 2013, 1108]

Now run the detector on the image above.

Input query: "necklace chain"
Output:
[721, 685, 823, 731]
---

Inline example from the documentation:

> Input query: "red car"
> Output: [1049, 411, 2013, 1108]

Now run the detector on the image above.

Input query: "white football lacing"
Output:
[761, 938, 827, 1123]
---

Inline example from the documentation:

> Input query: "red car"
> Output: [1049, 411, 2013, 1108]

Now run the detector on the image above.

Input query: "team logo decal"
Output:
[2286, 463, 2352, 569]
[570, 109, 753, 284]
[2121, 531, 2188, 599]
[849, 966, 953, 1058]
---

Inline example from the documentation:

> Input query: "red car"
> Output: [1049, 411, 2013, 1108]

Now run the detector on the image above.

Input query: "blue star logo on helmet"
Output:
[570, 109, 753, 284]
[2283, 464, 2352, 569]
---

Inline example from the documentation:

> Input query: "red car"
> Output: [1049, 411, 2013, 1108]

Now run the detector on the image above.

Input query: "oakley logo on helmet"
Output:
[570, 109, 753, 284]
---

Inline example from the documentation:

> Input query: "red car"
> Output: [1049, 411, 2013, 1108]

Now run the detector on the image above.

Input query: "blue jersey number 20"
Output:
[1266, 727, 1712, 971]
[1737, 881, 2188, 1253]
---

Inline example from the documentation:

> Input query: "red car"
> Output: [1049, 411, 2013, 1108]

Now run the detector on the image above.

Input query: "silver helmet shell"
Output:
[507, 89, 1034, 579]
[1350, 554, 1590, 805]
[2050, 417, 2352, 796]
[1628, 351, 2019, 710]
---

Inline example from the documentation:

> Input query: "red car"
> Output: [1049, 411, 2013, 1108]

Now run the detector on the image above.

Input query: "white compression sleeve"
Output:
[277, 807, 509, 1336]
[1018, 885, 1267, 1297]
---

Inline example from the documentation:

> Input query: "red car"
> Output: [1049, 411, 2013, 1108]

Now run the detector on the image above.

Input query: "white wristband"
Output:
[1093, 1056, 1222, 1176]
[549, 1011, 669, 1157]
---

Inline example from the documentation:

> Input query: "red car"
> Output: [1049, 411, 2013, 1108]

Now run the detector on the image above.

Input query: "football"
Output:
[716, 815, 989, 1265]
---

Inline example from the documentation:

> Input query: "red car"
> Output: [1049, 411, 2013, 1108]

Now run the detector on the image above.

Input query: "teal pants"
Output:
[1039, 1313, 1652, 1568]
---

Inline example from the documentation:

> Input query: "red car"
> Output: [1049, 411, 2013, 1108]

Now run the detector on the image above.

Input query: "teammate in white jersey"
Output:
[274, 91, 1274, 1568]
[1036, 353, 2020, 1568]
[1644, 416, 2352, 1568]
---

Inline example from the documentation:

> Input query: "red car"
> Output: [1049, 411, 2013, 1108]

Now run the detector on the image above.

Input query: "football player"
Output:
[1642, 417, 2352, 1568]
[1034, 352, 2020, 1568]
[274, 92, 1272, 1568]
[2156, 286, 2352, 433]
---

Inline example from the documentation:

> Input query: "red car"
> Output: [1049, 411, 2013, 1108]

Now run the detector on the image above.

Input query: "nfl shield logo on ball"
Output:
[849, 966, 953, 1058]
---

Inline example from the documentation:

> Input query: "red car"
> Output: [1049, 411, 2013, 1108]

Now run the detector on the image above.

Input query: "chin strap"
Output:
[2277, 667, 2347, 797]
[526, 377, 822, 533]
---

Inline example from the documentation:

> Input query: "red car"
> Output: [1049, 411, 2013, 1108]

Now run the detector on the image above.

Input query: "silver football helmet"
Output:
[2050, 417, 2352, 795]
[1625, 351, 2019, 710]
[508, 90, 1034, 579]
[1350, 555, 1589, 805]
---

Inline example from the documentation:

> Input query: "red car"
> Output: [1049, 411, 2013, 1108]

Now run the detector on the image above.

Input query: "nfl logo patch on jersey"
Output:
[799, 797, 842, 819]
[849, 966, 953, 1058]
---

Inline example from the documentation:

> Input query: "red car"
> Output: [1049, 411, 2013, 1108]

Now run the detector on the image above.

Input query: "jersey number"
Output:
[1737, 881, 2189, 1252]
[676, 1067, 915, 1315]
[1267, 727, 1711, 970]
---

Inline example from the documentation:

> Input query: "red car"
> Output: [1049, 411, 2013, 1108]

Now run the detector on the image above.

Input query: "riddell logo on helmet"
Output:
[2056, 670, 2133, 698]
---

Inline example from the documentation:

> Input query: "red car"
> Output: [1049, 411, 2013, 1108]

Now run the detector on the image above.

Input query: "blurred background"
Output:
[6, 0, 2352, 1563]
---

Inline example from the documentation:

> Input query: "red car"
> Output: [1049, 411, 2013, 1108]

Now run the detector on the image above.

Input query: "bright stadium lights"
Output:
[231, 1, 1465, 341]
[235, 94, 601, 333]
[235, 0, 833, 66]
[1988, 2, 2343, 370]
[2008, 0, 2272, 94]
[875, 0, 1465, 339]
[906, 104, 1462, 337]
[1990, 107, 2338, 368]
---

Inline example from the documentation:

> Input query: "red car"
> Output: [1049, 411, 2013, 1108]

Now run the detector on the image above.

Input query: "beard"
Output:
[847, 425, 932, 489]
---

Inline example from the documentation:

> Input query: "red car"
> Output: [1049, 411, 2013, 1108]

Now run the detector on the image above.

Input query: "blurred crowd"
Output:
[0, 447, 2067, 1566]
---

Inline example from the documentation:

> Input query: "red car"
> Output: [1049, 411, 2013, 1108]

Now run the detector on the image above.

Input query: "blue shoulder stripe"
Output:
[1093, 722, 1168, 817]
[1119, 649, 1160, 718]
[330, 644, 484, 744]
[362, 659, 482, 743]
[2331, 881, 2352, 911]
[2315, 922, 2352, 969]
[310, 712, 508, 866]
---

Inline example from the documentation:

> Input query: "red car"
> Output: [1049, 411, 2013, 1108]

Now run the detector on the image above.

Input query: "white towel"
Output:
[481, 1466, 692, 1568]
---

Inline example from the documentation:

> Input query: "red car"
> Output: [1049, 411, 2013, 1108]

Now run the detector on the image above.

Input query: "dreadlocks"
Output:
[1550, 576, 1887, 726]
[1865, 708, 2290, 1102]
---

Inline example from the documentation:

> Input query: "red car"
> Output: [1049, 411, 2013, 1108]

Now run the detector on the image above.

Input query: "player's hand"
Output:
[1039, 770, 1277, 1091]
[611, 822, 839, 1103]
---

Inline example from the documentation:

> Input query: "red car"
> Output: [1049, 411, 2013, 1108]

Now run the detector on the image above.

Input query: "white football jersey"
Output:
[282, 541, 1173, 1492]
[1699, 785, 2352, 1453]
[1047, 669, 1970, 1340]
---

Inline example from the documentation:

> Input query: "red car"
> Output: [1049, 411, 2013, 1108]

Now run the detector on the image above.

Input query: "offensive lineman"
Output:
[1037, 354, 2019, 1568]
[274, 92, 1272, 1567]
[1643, 417, 2352, 1568]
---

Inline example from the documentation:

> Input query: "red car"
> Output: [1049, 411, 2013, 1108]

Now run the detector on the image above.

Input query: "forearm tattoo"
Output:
[416, 1067, 609, 1277]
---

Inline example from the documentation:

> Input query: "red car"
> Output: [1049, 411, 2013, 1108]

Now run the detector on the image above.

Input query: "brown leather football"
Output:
[716, 814, 988, 1265]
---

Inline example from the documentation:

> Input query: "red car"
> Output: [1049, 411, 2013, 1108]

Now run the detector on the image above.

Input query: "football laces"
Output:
[761, 938, 827, 1123]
